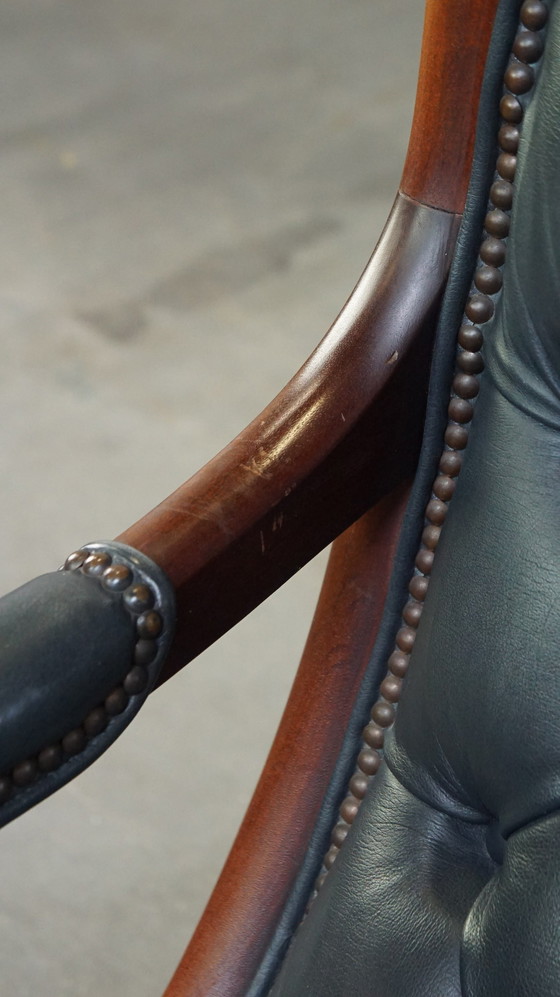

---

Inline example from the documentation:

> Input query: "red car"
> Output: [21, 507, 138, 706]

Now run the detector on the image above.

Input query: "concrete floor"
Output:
[0, 1, 423, 993]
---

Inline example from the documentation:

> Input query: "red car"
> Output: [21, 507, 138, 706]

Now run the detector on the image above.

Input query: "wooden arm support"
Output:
[117, 0, 500, 683]
[119, 194, 460, 682]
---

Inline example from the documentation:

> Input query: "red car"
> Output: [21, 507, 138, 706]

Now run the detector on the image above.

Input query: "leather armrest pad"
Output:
[0, 541, 175, 827]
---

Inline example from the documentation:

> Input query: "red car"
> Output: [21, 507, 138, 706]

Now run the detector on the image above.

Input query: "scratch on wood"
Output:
[272, 512, 284, 532]
[240, 462, 263, 479]
[386, 350, 399, 365]
[260, 529, 266, 554]
[165, 505, 235, 538]
[240, 459, 270, 480]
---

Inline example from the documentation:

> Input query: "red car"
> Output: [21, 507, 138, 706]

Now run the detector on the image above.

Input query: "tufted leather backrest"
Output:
[268, 0, 560, 994]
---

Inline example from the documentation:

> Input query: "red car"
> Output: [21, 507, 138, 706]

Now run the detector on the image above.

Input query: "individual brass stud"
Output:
[324, 845, 339, 870]
[485, 209, 510, 238]
[480, 237, 506, 268]
[388, 650, 410, 677]
[123, 584, 155, 614]
[490, 180, 514, 211]
[513, 29, 544, 63]
[474, 265, 503, 295]
[458, 324, 484, 351]
[498, 124, 520, 153]
[465, 293, 494, 324]
[339, 795, 360, 824]
[13, 759, 37, 787]
[349, 773, 369, 800]
[415, 548, 434, 574]
[105, 687, 128, 716]
[362, 722, 385, 748]
[124, 665, 149, 695]
[396, 626, 416, 652]
[447, 395, 474, 424]
[497, 152, 517, 182]
[403, 597, 423, 624]
[520, 0, 548, 32]
[134, 639, 158, 667]
[371, 701, 395, 728]
[504, 61, 535, 94]
[457, 351, 484, 375]
[358, 748, 381, 775]
[82, 552, 112, 576]
[425, 498, 448, 525]
[84, 706, 108, 738]
[453, 373, 480, 400]
[331, 821, 350, 846]
[380, 675, 402, 703]
[448, 396, 474, 423]
[64, 549, 89, 571]
[433, 475, 456, 501]
[62, 728, 87, 756]
[137, 610, 163, 639]
[38, 745, 63, 773]
[439, 450, 463, 477]
[101, 563, 133, 591]
[421, 524, 441, 550]
[408, 574, 429, 601]
[444, 424, 469, 450]
[499, 94, 523, 123]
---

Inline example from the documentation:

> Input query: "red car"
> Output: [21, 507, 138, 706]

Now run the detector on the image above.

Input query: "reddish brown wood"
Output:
[164, 484, 410, 997]
[400, 0, 501, 213]
[118, 195, 460, 683]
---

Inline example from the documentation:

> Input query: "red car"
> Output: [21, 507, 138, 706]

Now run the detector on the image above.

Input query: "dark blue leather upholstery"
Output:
[0, 541, 174, 827]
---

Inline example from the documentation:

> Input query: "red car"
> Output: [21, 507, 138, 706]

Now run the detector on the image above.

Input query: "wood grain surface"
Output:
[400, 0, 501, 212]
[118, 195, 460, 683]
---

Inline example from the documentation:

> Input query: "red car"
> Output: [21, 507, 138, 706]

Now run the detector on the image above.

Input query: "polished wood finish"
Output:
[119, 195, 460, 683]
[400, 0, 501, 213]
[164, 485, 411, 997]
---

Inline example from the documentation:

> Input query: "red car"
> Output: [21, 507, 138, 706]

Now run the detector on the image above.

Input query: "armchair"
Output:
[1, 0, 557, 993]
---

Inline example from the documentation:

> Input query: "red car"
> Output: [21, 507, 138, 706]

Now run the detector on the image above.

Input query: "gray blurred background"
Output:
[0, 1, 423, 993]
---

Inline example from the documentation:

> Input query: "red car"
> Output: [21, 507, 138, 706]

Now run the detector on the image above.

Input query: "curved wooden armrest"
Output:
[117, 0, 499, 684]
[119, 194, 460, 682]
